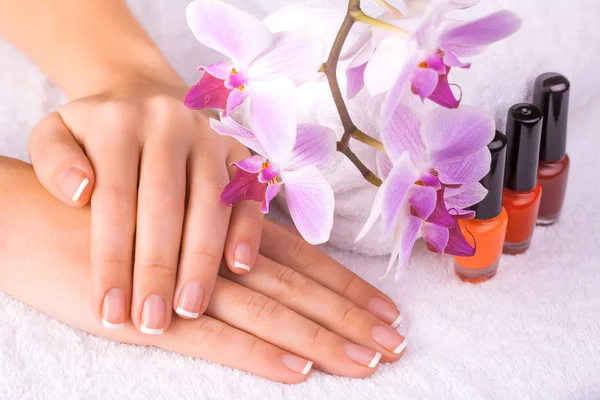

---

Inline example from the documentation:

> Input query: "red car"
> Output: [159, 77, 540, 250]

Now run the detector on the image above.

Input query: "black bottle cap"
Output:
[472, 130, 507, 220]
[504, 103, 543, 192]
[533, 72, 570, 162]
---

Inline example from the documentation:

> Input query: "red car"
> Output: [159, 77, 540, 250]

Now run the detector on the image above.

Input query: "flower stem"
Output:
[349, 10, 409, 36]
[373, 0, 405, 18]
[323, 0, 383, 187]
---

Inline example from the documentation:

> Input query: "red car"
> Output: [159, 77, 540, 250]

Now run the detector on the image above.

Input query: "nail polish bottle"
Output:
[454, 131, 509, 283]
[502, 103, 543, 255]
[533, 73, 571, 226]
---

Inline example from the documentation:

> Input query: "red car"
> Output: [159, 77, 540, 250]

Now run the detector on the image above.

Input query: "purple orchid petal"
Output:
[261, 182, 282, 213]
[231, 155, 265, 173]
[409, 185, 437, 220]
[448, 0, 481, 10]
[411, 67, 439, 101]
[380, 55, 421, 128]
[364, 36, 409, 96]
[258, 164, 279, 183]
[184, 73, 232, 110]
[249, 78, 297, 166]
[426, 187, 455, 228]
[347, 62, 368, 99]
[382, 103, 425, 165]
[442, 52, 471, 68]
[450, 209, 476, 219]
[281, 167, 334, 245]
[248, 31, 326, 85]
[286, 124, 336, 170]
[224, 89, 248, 117]
[393, 215, 423, 281]
[436, 224, 475, 257]
[426, 72, 460, 109]
[421, 222, 450, 254]
[221, 165, 267, 207]
[420, 171, 442, 190]
[186, 0, 273, 68]
[376, 151, 394, 180]
[413, 0, 448, 48]
[437, 147, 491, 185]
[440, 10, 522, 58]
[209, 117, 264, 155]
[422, 107, 495, 165]
[340, 30, 372, 61]
[424, 53, 447, 74]
[382, 153, 420, 238]
[201, 61, 234, 80]
[445, 182, 488, 209]
[225, 71, 249, 90]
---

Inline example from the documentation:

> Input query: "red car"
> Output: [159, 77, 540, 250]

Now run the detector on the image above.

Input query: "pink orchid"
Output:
[344, 1, 521, 111]
[184, 0, 326, 162]
[357, 104, 494, 279]
[211, 117, 336, 245]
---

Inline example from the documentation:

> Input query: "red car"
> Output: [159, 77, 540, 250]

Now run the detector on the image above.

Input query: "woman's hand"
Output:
[26, 80, 264, 334]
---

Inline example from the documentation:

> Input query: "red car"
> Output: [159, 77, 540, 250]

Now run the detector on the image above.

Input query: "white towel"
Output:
[1, 1, 600, 399]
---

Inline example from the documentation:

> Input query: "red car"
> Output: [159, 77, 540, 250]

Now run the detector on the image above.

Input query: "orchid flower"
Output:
[210, 117, 336, 245]
[344, 0, 521, 111]
[184, 0, 326, 162]
[357, 104, 495, 279]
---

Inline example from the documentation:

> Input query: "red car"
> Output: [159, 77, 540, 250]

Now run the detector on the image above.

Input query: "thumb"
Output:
[28, 112, 95, 206]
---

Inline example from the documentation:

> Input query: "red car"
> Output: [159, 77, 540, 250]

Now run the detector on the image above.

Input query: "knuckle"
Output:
[274, 266, 310, 299]
[309, 326, 328, 352]
[245, 294, 283, 323]
[187, 249, 222, 268]
[289, 239, 311, 264]
[338, 304, 362, 331]
[245, 338, 262, 360]
[100, 99, 140, 130]
[143, 262, 177, 283]
[340, 273, 360, 299]
[196, 318, 227, 345]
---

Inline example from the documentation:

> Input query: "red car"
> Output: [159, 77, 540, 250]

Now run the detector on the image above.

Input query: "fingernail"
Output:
[343, 343, 382, 368]
[102, 288, 125, 329]
[281, 354, 313, 375]
[233, 242, 252, 272]
[141, 295, 165, 335]
[368, 297, 402, 328]
[57, 167, 89, 202]
[176, 281, 204, 319]
[372, 325, 407, 355]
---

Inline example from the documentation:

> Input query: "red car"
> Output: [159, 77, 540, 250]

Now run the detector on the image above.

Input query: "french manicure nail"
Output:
[343, 343, 382, 368]
[367, 297, 403, 328]
[141, 295, 165, 335]
[372, 325, 407, 355]
[281, 354, 313, 375]
[176, 281, 204, 319]
[102, 288, 125, 329]
[233, 242, 252, 272]
[57, 167, 89, 202]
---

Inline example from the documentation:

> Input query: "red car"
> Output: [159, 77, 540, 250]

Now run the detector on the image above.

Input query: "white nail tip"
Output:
[391, 313, 404, 329]
[102, 319, 124, 330]
[301, 361, 313, 375]
[72, 178, 89, 202]
[393, 340, 408, 355]
[368, 352, 382, 368]
[176, 307, 199, 319]
[140, 325, 164, 335]
[234, 261, 251, 271]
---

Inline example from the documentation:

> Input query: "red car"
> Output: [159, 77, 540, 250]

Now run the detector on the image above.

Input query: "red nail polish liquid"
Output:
[533, 73, 571, 226]
[502, 104, 544, 255]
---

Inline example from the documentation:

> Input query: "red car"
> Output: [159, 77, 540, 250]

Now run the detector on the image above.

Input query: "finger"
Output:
[222, 256, 407, 362]
[261, 219, 404, 328]
[172, 141, 231, 320]
[132, 136, 187, 334]
[156, 316, 312, 383]
[28, 112, 94, 206]
[224, 199, 263, 274]
[207, 278, 382, 378]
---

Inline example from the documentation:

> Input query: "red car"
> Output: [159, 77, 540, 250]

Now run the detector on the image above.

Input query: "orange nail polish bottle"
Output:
[533, 73, 571, 226]
[502, 104, 543, 255]
[454, 131, 509, 283]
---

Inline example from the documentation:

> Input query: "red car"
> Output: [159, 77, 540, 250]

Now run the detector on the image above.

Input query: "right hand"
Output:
[154, 220, 407, 383]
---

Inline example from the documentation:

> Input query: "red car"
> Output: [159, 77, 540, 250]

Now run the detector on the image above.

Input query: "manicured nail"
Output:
[141, 295, 165, 335]
[176, 281, 204, 319]
[343, 343, 382, 368]
[233, 242, 252, 272]
[281, 354, 313, 375]
[102, 288, 125, 329]
[57, 167, 89, 202]
[367, 297, 402, 328]
[372, 325, 407, 354]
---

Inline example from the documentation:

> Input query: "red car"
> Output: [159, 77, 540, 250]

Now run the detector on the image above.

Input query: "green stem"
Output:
[351, 130, 384, 151]
[337, 143, 382, 187]
[349, 10, 409, 36]
[373, 0, 405, 18]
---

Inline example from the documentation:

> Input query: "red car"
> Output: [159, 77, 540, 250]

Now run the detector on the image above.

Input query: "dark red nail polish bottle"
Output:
[502, 104, 543, 255]
[533, 73, 570, 226]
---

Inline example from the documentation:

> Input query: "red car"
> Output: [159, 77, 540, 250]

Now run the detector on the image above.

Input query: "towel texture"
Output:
[1, 1, 600, 399]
